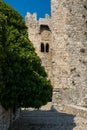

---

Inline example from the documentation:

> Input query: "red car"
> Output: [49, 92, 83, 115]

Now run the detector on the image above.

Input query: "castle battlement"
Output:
[26, 12, 51, 29]
[26, 12, 37, 21]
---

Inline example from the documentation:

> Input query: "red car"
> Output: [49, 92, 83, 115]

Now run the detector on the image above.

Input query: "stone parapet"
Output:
[63, 105, 87, 119]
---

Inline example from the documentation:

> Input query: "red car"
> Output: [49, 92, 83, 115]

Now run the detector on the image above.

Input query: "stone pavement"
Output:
[9, 106, 87, 130]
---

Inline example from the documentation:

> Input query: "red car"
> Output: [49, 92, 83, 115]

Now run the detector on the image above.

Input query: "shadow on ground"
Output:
[9, 105, 76, 130]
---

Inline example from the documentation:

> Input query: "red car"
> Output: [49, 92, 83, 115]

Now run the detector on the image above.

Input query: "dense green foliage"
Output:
[0, 1, 52, 109]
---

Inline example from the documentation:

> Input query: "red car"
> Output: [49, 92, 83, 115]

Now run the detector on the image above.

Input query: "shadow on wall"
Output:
[9, 105, 76, 130]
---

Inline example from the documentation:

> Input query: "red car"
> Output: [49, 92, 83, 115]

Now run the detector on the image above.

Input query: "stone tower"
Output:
[51, 0, 87, 110]
[26, 13, 52, 80]
[26, 0, 87, 110]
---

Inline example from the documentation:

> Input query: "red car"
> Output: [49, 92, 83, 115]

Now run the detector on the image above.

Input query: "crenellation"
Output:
[45, 14, 51, 19]
[25, 12, 37, 29]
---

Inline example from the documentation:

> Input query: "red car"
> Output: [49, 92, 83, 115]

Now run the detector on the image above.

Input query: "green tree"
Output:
[0, 1, 52, 109]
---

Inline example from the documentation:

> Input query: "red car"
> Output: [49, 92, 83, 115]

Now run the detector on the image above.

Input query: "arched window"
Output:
[46, 43, 49, 52]
[39, 25, 50, 34]
[41, 43, 44, 52]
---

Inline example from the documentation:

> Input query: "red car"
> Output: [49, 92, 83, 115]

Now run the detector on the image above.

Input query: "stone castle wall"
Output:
[51, 0, 87, 110]
[26, 0, 87, 110]
[26, 13, 53, 80]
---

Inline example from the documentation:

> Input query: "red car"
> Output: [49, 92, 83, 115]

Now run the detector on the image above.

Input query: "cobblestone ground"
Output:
[10, 108, 87, 130]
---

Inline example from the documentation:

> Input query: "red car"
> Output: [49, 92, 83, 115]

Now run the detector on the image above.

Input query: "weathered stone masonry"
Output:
[26, 13, 53, 81]
[26, 0, 87, 110]
[51, 0, 87, 110]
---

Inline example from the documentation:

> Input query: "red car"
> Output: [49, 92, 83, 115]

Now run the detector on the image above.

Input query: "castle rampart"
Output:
[26, 0, 87, 110]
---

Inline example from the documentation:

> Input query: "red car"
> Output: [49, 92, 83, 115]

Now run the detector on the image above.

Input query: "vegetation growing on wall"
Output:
[0, 1, 52, 109]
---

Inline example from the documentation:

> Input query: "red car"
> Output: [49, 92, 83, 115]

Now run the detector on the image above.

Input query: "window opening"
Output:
[41, 43, 44, 52]
[46, 43, 49, 52]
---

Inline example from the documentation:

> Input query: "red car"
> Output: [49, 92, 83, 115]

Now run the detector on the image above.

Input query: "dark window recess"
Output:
[46, 43, 49, 52]
[40, 25, 50, 34]
[41, 43, 44, 52]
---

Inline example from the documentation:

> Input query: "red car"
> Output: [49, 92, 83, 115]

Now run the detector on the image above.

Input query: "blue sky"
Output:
[4, 0, 51, 20]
